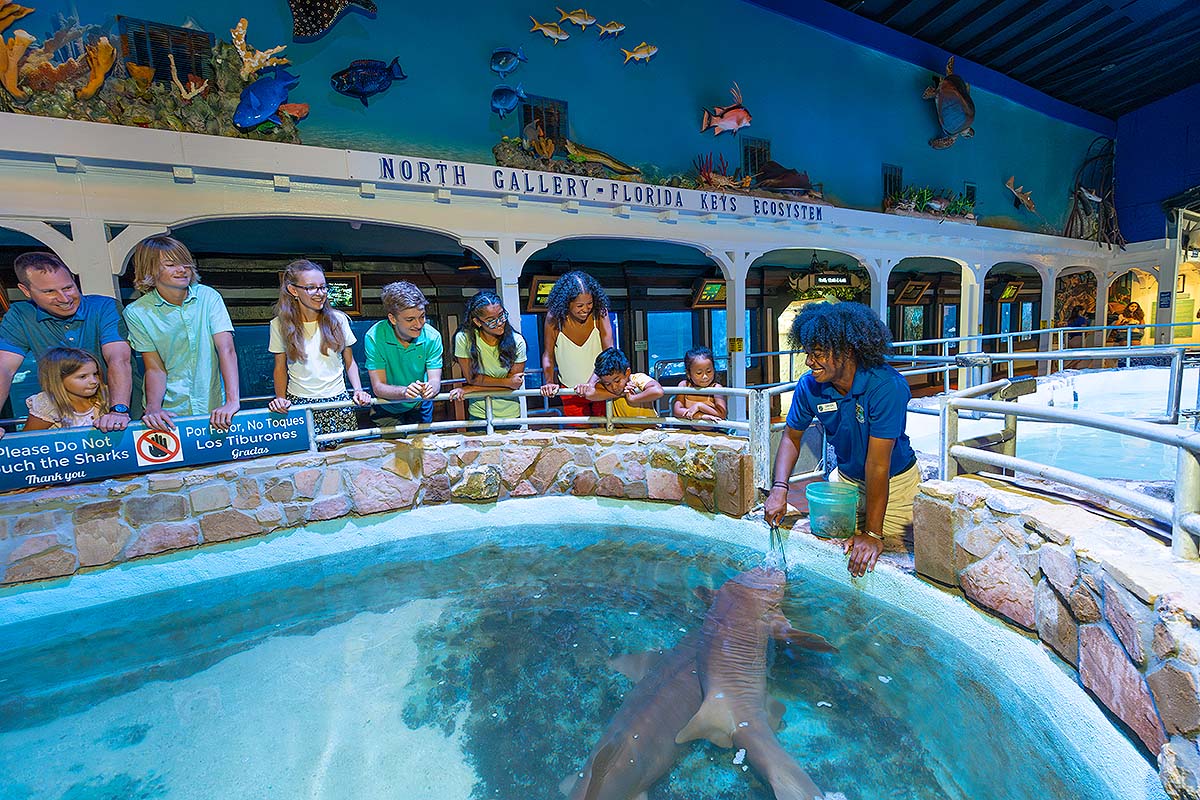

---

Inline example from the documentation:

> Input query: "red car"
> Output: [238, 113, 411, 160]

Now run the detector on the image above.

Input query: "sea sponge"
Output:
[0, 1, 34, 36]
[20, 55, 84, 93]
[126, 62, 155, 91]
[75, 35, 115, 100]
[0, 28, 34, 99]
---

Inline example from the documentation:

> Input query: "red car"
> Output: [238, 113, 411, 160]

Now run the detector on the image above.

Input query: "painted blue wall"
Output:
[16, 0, 1101, 231]
[1116, 81, 1200, 243]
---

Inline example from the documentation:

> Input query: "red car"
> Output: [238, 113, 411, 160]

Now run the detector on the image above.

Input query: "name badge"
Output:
[817, 402, 838, 413]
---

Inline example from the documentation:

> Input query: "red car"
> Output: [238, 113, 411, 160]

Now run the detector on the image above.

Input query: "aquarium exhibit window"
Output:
[647, 311, 694, 372]
[712, 308, 757, 367]
[117, 16, 215, 84]
[520, 95, 569, 147]
[964, 181, 977, 205]
[883, 163, 903, 200]
[941, 304, 959, 340]
[1020, 301, 1035, 341]
[901, 305, 925, 342]
[742, 137, 771, 179]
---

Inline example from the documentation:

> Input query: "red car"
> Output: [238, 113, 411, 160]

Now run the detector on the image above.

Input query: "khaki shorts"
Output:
[830, 461, 921, 551]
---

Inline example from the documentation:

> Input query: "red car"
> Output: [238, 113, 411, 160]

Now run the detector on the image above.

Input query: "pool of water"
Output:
[908, 366, 1198, 481]
[0, 499, 1163, 800]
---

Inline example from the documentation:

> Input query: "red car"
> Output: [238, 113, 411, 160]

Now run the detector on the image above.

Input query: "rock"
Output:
[4, 547, 76, 584]
[1105, 578, 1152, 665]
[1039, 543, 1078, 597]
[233, 478, 261, 509]
[422, 474, 451, 504]
[571, 471, 598, 496]
[147, 474, 185, 491]
[648, 448, 680, 471]
[309, 496, 352, 521]
[959, 545, 1036, 629]
[647, 468, 683, 502]
[1159, 736, 1200, 800]
[255, 505, 284, 526]
[530, 447, 571, 492]
[16, 510, 67, 537]
[499, 446, 540, 488]
[714, 450, 754, 517]
[263, 478, 295, 503]
[293, 468, 322, 499]
[984, 493, 1036, 515]
[593, 452, 620, 475]
[1068, 584, 1102, 623]
[200, 510, 262, 543]
[1036, 578, 1078, 665]
[678, 449, 715, 481]
[422, 450, 449, 477]
[597, 474, 624, 498]
[626, 459, 646, 481]
[511, 479, 537, 497]
[1078, 625, 1166, 752]
[349, 467, 418, 514]
[124, 494, 187, 526]
[913, 494, 956, 586]
[76, 517, 134, 567]
[189, 484, 232, 514]
[1147, 661, 1200, 736]
[123, 522, 200, 560]
[957, 520, 1004, 560]
[452, 465, 501, 502]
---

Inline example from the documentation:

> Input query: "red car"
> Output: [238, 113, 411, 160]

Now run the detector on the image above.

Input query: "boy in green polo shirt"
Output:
[365, 281, 443, 432]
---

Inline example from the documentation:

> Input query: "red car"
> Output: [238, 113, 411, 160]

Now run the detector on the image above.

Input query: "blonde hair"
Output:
[36, 347, 108, 421]
[273, 260, 347, 363]
[131, 236, 200, 293]
[380, 281, 428, 317]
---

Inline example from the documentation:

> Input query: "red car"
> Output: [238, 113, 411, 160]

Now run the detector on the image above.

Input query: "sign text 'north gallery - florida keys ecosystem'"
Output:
[0, 409, 312, 492]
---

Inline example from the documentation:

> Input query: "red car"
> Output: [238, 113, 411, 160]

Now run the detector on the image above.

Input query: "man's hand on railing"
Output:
[96, 410, 131, 433]
[504, 374, 525, 390]
[447, 387, 465, 402]
[142, 407, 178, 432]
[268, 396, 292, 414]
[402, 380, 431, 400]
[540, 382, 561, 397]
[351, 389, 372, 406]
[575, 383, 598, 401]
[210, 401, 239, 431]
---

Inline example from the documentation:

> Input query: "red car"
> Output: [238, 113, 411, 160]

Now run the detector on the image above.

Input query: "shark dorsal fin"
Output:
[609, 650, 664, 683]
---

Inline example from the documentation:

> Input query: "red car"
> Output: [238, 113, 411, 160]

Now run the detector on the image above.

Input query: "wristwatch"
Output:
[111, 404, 130, 414]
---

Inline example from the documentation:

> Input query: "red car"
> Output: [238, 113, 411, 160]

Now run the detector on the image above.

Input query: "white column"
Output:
[1097, 268, 1111, 343]
[960, 263, 986, 352]
[1038, 266, 1058, 374]
[868, 255, 894, 322]
[706, 249, 762, 420]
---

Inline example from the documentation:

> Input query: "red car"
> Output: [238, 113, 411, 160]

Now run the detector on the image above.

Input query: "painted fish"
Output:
[278, 102, 310, 120]
[331, 57, 406, 107]
[490, 84, 527, 119]
[1006, 176, 1037, 213]
[288, 0, 377, 39]
[621, 41, 658, 64]
[233, 68, 300, 129]
[489, 46, 527, 79]
[596, 20, 626, 39]
[563, 139, 640, 176]
[701, 82, 751, 135]
[557, 7, 596, 28]
[530, 16, 570, 44]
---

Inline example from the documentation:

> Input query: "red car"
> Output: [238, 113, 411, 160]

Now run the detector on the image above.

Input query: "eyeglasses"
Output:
[476, 310, 509, 329]
[292, 283, 329, 294]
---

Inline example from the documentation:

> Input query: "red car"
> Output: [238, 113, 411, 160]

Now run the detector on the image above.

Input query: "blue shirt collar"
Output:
[816, 362, 871, 400]
[33, 300, 83, 324]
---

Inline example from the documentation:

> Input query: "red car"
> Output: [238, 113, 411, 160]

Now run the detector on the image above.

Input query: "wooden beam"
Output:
[876, 0, 914, 26]
[908, 0, 965, 38]
[938, 0, 1009, 50]
[1050, 29, 1200, 98]
[1077, 43, 1200, 116]
[979, 0, 1101, 71]
[950, 0, 1063, 58]
[1016, 16, 1129, 85]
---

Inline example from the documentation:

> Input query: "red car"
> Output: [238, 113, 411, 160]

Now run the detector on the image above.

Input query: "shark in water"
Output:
[564, 565, 837, 800]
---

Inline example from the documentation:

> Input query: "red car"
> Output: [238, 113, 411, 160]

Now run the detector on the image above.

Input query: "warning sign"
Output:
[135, 429, 184, 466]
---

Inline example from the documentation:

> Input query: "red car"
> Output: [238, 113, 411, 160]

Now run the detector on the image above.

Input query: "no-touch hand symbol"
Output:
[135, 428, 184, 467]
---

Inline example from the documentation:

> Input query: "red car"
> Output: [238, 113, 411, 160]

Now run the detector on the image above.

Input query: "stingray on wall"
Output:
[288, 0, 376, 40]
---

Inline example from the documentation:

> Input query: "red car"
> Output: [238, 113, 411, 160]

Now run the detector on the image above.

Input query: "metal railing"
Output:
[940, 379, 1200, 560]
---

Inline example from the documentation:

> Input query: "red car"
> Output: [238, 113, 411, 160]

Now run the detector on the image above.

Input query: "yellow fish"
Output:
[597, 20, 625, 39]
[621, 41, 658, 64]
[530, 16, 570, 44]
[557, 7, 596, 28]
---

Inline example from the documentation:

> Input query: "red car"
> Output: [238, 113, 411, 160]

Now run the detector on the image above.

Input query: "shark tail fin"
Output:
[675, 698, 735, 747]
[609, 650, 664, 683]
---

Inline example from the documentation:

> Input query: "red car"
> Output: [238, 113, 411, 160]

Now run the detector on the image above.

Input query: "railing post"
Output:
[1174, 448, 1200, 560]
[605, 399, 614, 432]
[485, 396, 494, 435]
[1168, 348, 1183, 425]
[305, 406, 318, 452]
[749, 390, 771, 493]
[940, 398, 960, 480]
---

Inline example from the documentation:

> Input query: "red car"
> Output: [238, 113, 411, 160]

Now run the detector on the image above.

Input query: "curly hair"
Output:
[593, 347, 629, 377]
[456, 290, 518, 374]
[789, 301, 891, 369]
[545, 270, 610, 326]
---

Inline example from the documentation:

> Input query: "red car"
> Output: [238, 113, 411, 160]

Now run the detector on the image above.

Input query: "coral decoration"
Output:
[278, 102, 309, 120]
[693, 152, 750, 191]
[531, 135, 555, 159]
[168, 53, 208, 101]
[230, 18, 288, 81]
[0, 28, 34, 99]
[21, 55, 85, 92]
[74, 35, 114, 100]
[126, 62, 155, 91]
[0, 1, 34, 36]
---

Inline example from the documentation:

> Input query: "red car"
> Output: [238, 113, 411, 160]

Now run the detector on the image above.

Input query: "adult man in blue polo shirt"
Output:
[765, 302, 919, 577]
[0, 252, 136, 438]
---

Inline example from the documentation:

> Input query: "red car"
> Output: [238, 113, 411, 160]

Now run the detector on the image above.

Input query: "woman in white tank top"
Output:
[540, 271, 614, 420]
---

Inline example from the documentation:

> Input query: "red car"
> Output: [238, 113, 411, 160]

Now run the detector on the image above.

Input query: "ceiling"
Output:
[823, 0, 1200, 119]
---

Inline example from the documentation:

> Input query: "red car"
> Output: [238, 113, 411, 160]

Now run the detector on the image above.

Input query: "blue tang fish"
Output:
[490, 84, 527, 119]
[331, 57, 407, 107]
[233, 68, 300, 130]
[489, 46, 527, 79]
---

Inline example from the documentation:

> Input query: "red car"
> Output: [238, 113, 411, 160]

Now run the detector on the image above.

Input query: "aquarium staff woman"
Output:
[764, 302, 918, 577]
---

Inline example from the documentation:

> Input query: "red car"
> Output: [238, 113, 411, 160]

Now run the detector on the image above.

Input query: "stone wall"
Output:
[0, 429, 754, 587]
[914, 477, 1200, 800]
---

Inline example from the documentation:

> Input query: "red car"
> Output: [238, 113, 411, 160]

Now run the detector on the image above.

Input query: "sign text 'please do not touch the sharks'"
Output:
[0, 409, 312, 492]
[348, 152, 829, 223]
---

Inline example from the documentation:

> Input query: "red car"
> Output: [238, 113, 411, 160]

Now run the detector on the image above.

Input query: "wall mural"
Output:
[1053, 271, 1096, 325]
[0, 0, 1107, 236]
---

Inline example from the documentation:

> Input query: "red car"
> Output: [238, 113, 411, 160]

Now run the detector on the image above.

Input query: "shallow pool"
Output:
[908, 366, 1198, 481]
[0, 500, 1164, 800]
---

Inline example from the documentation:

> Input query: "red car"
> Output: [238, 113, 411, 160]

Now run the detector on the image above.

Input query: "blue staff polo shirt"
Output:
[785, 363, 916, 482]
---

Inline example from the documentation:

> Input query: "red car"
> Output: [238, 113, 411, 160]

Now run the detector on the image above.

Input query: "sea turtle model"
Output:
[922, 56, 975, 150]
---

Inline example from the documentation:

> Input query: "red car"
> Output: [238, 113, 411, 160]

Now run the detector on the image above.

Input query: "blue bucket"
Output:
[806, 481, 859, 539]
